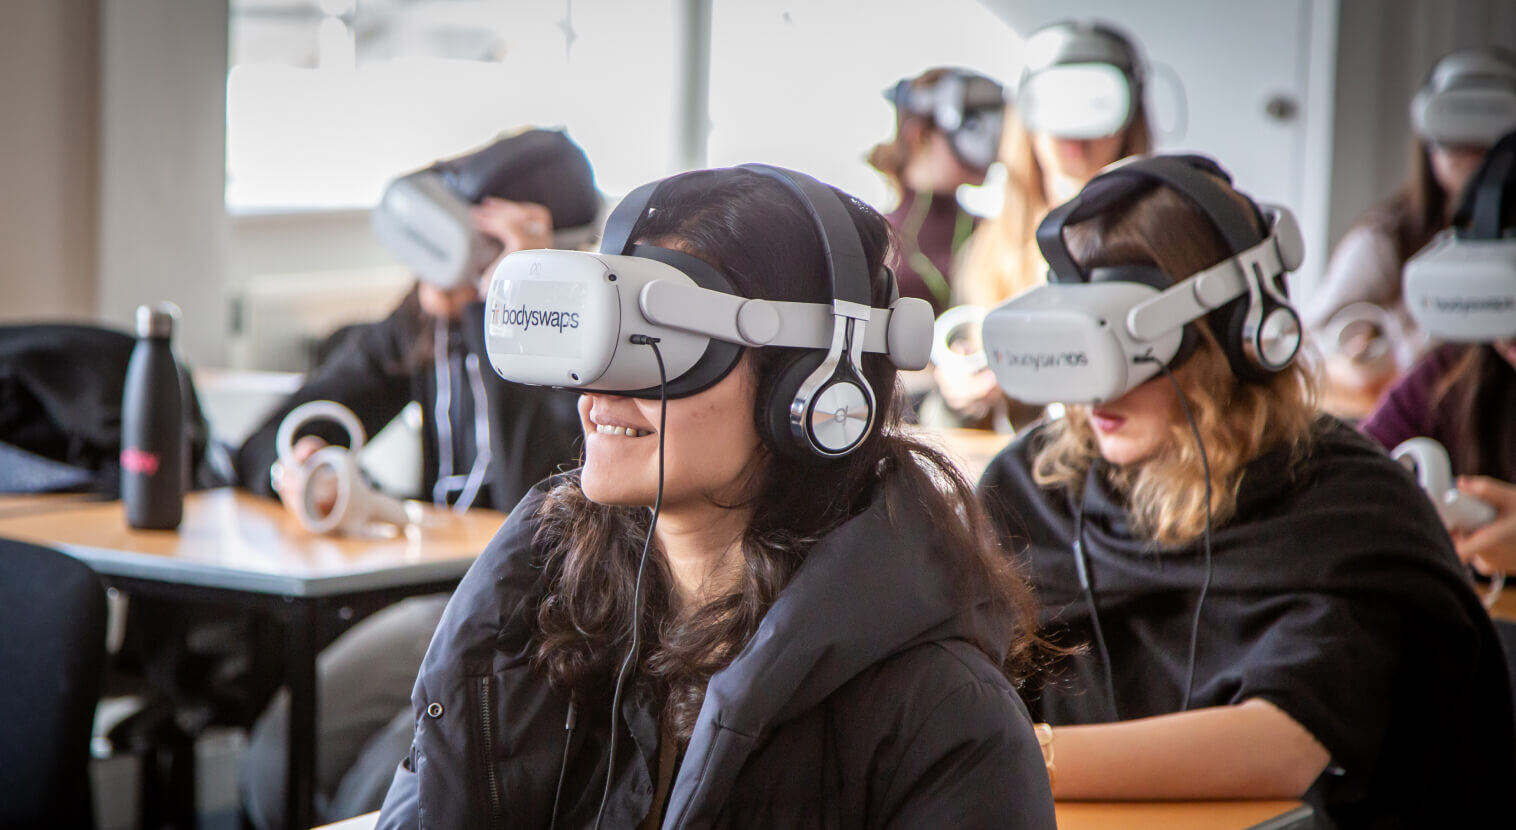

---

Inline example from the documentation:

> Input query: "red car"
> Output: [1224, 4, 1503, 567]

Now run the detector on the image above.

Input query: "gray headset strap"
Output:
[738, 164, 877, 453]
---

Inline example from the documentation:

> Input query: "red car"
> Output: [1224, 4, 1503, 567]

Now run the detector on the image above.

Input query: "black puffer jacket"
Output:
[377, 474, 1055, 829]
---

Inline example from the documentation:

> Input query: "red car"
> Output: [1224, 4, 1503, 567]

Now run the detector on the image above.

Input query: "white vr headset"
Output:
[1017, 20, 1144, 141]
[982, 155, 1304, 405]
[1410, 48, 1516, 148]
[482, 164, 933, 459]
[372, 170, 597, 290]
[1405, 128, 1516, 341]
[484, 248, 932, 390]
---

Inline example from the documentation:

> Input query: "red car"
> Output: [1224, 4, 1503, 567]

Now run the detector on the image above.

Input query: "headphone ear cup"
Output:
[757, 351, 828, 463]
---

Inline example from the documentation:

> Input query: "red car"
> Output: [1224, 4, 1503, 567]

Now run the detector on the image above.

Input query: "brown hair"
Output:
[1030, 182, 1317, 546]
[1362, 137, 1452, 267]
[527, 169, 1041, 741]
[1430, 347, 1516, 483]
[956, 103, 1154, 308]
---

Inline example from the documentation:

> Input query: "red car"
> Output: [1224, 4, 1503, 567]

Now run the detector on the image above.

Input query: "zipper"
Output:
[478, 676, 505, 830]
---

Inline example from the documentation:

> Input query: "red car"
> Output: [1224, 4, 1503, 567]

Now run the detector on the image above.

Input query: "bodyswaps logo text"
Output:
[992, 350, 1090, 370]
[490, 304, 582, 333]
[1423, 295, 1516, 315]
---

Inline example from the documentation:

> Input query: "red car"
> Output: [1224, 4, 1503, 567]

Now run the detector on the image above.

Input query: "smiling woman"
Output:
[374, 166, 1057, 829]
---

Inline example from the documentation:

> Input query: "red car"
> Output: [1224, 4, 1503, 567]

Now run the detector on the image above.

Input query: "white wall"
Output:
[0, 0, 100, 323]
[97, 0, 229, 364]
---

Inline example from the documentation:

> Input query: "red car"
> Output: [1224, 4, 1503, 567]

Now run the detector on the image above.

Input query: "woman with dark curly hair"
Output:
[375, 166, 1056, 829]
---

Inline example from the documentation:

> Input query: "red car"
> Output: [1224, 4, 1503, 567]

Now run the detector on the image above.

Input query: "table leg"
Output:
[283, 600, 319, 830]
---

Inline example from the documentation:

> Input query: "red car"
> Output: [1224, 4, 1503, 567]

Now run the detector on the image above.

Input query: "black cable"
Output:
[1135, 354, 1213, 712]
[593, 334, 666, 830]
[549, 700, 577, 830]
[1073, 496, 1121, 722]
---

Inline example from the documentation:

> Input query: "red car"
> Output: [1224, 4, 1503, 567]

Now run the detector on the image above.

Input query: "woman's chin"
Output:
[579, 468, 650, 507]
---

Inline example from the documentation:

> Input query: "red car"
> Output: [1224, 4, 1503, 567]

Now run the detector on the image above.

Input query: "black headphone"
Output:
[1037, 155, 1302, 379]
[598, 164, 893, 461]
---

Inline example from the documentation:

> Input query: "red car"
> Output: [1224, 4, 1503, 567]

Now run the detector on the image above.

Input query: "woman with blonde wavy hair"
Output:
[977, 158, 1514, 827]
[934, 20, 1153, 427]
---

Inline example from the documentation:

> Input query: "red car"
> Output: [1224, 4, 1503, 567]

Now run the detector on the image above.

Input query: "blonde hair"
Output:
[1030, 182, 1318, 547]
[957, 104, 1153, 308]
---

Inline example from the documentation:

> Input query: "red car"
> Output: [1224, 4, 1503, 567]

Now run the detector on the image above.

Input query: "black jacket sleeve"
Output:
[234, 292, 424, 497]
[878, 668, 1055, 829]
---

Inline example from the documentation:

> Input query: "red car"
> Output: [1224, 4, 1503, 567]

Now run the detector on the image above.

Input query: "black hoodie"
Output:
[978, 417, 1516, 829]
[376, 473, 1056, 829]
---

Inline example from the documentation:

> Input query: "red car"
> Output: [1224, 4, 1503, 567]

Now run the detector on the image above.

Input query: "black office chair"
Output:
[0, 538, 108, 830]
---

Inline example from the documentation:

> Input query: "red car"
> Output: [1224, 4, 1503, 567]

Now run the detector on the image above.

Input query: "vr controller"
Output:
[931, 305, 989, 374]
[1390, 437, 1497, 533]
[275, 401, 411, 536]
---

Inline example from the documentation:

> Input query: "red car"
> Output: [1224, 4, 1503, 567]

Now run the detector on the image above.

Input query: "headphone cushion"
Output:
[757, 350, 829, 464]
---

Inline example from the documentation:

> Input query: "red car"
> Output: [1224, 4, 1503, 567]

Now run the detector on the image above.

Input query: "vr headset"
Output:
[482, 164, 933, 459]
[886, 69, 1007, 173]
[981, 155, 1304, 405]
[1405, 128, 1516, 342]
[1016, 20, 1145, 141]
[372, 129, 601, 289]
[1410, 48, 1516, 149]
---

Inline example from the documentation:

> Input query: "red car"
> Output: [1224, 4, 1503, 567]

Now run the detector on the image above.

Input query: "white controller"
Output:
[931, 304, 989, 373]
[275, 400, 411, 536]
[1391, 437, 1498, 532]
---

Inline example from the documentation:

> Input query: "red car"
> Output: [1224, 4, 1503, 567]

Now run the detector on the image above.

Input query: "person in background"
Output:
[235, 128, 598, 829]
[377, 166, 1056, 829]
[1361, 128, 1516, 579]
[1304, 47, 1516, 416]
[977, 156, 1515, 827]
[937, 20, 1154, 428]
[870, 67, 1005, 316]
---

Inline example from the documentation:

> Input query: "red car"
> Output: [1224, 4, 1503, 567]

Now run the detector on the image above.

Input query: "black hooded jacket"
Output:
[978, 417, 1516, 829]
[376, 474, 1056, 829]
[235, 291, 581, 512]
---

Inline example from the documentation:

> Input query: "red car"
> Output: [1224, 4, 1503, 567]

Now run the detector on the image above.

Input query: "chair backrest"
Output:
[0, 538, 107, 829]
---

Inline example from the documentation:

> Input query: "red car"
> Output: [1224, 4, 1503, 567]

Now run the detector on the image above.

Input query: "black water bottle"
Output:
[121, 302, 185, 530]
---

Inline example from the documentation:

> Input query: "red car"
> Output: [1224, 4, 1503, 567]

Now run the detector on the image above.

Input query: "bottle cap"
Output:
[136, 302, 180, 339]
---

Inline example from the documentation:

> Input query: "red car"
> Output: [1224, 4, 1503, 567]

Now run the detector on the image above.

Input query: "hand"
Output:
[1450, 476, 1516, 575]
[473, 198, 554, 255]
[272, 436, 337, 516]
[933, 364, 1002, 421]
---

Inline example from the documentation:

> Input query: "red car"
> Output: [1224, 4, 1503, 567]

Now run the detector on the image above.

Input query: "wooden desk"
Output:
[1057, 800, 1311, 829]
[0, 488, 505, 830]
[1489, 586, 1516, 623]
[317, 801, 1311, 830]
